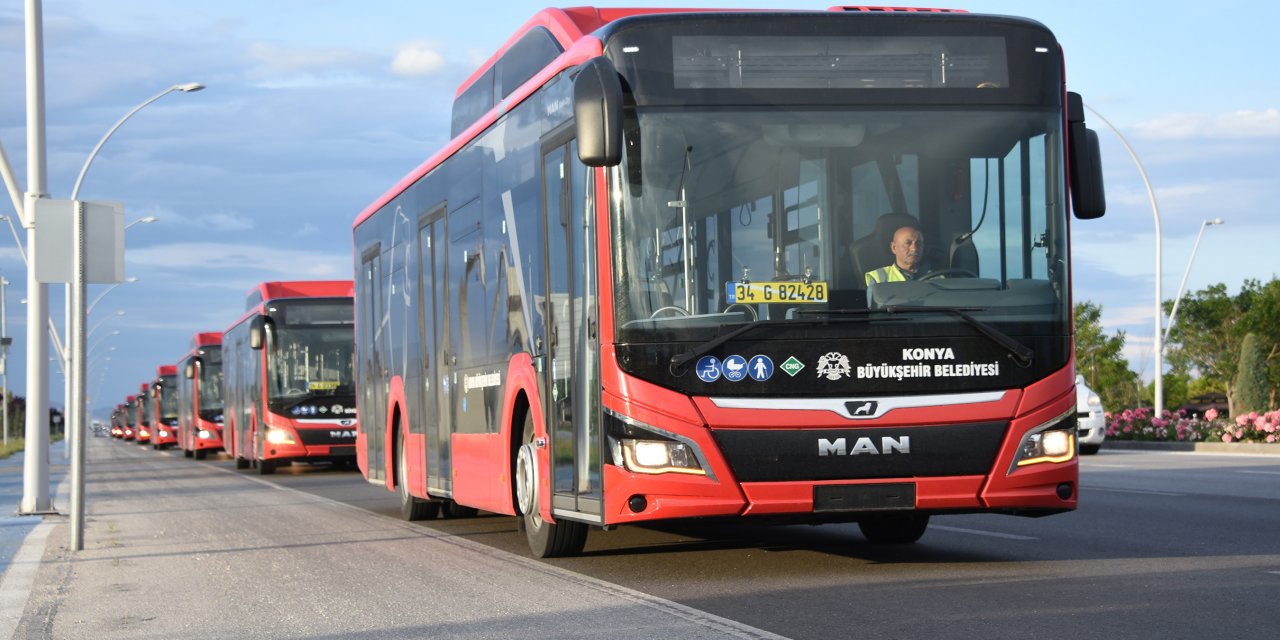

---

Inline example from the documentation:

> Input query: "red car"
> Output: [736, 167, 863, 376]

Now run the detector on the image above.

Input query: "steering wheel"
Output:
[920, 268, 978, 281]
[724, 303, 759, 321]
[285, 388, 307, 396]
[650, 305, 691, 319]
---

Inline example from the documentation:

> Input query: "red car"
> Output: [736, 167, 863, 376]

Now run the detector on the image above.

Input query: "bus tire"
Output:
[858, 514, 929, 544]
[258, 459, 276, 475]
[184, 448, 194, 458]
[397, 427, 439, 521]
[235, 456, 249, 469]
[194, 449, 207, 460]
[516, 413, 587, 558]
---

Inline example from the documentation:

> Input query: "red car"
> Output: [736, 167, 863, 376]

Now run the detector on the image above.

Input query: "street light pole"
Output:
[20, 0, 53, 515]
[1085, 104, 1166, 414]
[65, 82, 203, 551]
[1164, 218, 1225, 344]
[1, 276, 9, 447]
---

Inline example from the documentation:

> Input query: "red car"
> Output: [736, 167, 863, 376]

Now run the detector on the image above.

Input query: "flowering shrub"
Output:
[1105, 407, 1280, 444]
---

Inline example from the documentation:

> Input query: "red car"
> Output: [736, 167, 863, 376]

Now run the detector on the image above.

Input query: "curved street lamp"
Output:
[1084, 104, 1166, 413]
[1164, 218, 1225, 344]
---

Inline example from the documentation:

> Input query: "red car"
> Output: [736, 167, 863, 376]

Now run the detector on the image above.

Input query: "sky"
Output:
[0, 0, 1277, 418]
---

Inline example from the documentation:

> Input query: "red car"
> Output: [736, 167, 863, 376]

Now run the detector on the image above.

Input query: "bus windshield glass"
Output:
[159, 375, 178, 420]
[198, 346, 224, 421]
[610, 105, 1068, 343]
[266, 300, 356, 416]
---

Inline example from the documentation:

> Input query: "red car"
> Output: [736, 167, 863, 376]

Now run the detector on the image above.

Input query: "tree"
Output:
[1074, 301, 1143, 409]
[1235, 332, 1271, 414]
[1164, 283, 1242, 413]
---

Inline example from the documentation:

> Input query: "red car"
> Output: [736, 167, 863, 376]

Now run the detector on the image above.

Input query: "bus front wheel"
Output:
[516, 414, 587, 558]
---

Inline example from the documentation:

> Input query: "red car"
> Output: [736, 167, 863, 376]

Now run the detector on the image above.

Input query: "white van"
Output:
[1076, 375, 1106, 454]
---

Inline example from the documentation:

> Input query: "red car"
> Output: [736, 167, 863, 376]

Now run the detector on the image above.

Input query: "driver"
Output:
[865, 225, 935, 286]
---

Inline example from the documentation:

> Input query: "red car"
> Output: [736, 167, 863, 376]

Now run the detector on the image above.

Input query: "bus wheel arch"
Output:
[515, 404, 587, 558]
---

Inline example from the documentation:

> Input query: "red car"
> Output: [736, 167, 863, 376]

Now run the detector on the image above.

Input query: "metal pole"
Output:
[20, 0, 52, 516]
[1164, 219, 1224, 344]
[2, 276, 8, 447]
[1085, 104, 1164, 414]
[70, 200, 86, 550]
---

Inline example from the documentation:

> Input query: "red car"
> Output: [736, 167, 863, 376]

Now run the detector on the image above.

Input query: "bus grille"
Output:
[710, 421, 1007, 483]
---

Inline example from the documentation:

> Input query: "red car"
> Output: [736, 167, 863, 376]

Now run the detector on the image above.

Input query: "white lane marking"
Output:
[1082, 486, 1185, 497]
[931, 525, 1038, 541]
[1237, 470, 1280, 476]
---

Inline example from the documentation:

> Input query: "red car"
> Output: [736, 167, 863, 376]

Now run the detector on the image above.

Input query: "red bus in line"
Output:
[178, 332, 225, 460]
[110, 403, 126, 438]
[148, 365, 180, 449]
[134, 383, 153, 445]
[222, 281, 359, 475]
[121, 396, 137, 440]
[352, 6, 1106, 557]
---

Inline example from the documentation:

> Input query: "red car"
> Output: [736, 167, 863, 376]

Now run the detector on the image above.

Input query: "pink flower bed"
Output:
[1105, 408, 1280, 444]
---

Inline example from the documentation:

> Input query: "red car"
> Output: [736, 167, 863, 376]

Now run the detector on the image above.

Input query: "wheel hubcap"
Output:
[515, 442, 537, 517]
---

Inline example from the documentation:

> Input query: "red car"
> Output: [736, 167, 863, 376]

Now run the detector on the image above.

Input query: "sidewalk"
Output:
[0, 435, 787, 640]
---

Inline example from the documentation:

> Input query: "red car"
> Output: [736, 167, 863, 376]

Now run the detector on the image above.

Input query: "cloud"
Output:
[127, 242, 348, 279]
[391, 41, 446, 77]
[1134, 108, 1280, 140]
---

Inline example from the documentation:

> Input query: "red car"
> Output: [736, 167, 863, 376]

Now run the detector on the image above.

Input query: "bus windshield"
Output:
[610, 106, 1068, 342]
[159, 375, 178, 421]
[268, 324, 356, 413]
[198, 346, 224, 421]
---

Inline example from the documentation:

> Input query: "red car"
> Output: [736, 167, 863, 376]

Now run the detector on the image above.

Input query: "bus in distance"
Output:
[148, 365, 180, 450]
[121, 396, 137, 440]
[135, 382, 153, 445]
[222, 281, 359, 475]
[353, 6, 1106, 558]
[178, 332, 225, 460]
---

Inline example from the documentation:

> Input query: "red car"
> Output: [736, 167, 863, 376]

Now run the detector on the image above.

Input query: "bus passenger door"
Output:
[360, 250, 387, 482]
[541, 137, 602, 521]
[418, 211, 451, 491]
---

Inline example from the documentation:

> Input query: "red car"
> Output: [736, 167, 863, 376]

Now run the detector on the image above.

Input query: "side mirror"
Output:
[574, 57, 624, 167]
[1067, 92, 1106, 219]
[249, 316, 268, 350]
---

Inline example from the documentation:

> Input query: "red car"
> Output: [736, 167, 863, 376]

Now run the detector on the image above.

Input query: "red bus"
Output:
[178, 332, 225, 460]
[134, 383, 153, 445]
[121, 396, 137, 440]
[352, 6, 1106, 557]
[110, 403, 126, 438]
[147, 365, 180, 449]
[222, 281, 359, 474]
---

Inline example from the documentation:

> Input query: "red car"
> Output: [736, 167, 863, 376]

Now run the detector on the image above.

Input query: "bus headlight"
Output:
[620, 439, 703, 475]
[605, 409, 708, 477]
[265, 428, 296, 445]
[1011, 408, 1076, 470]
[158, 430, 171, 438]
[197, 429, 213, 439]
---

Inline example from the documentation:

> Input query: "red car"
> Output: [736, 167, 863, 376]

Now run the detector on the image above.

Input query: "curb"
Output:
[1103, 440, 1280, 455]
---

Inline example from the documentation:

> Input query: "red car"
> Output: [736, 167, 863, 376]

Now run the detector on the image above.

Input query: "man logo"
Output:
[330, 429, 357, 439]
[845, 400, 879, 418]
[817, 436, 910, 456]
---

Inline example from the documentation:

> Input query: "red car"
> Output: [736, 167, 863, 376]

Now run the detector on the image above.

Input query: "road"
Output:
[249, 447, 1280, 639]
[16, 439, 1280, 638]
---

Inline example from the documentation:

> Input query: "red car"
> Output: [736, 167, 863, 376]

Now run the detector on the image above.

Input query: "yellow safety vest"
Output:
[865, 264, 909, 286]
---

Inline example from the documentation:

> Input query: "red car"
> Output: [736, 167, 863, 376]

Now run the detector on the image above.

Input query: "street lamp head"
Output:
[125, 277, 139, 283]
[1207, 218, 1224, 226]
[175, 83, 205, 93]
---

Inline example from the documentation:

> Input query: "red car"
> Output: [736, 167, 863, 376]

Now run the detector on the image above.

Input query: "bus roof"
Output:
[246, 280, 355, 311]
[156, 364, 177, 377]
[189, 331, 222, 350]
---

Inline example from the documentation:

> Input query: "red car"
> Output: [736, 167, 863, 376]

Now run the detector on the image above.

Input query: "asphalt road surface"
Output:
[222, 447, 1280, 639]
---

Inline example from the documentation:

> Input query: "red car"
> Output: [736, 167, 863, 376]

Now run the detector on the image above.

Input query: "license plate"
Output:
[725, 280, 828, 304]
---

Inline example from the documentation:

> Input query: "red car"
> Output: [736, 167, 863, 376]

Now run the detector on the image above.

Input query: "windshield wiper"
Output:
[856, 305, 1035, 367]
[668, 315, 897, 373]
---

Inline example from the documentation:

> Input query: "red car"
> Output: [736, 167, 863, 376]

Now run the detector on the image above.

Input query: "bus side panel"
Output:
[450, 433, 504, 513]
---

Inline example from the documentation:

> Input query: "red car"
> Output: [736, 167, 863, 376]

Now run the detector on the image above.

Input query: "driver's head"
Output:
[890, 226, 924, 272]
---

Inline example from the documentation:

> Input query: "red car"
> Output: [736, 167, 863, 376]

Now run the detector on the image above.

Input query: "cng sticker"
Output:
[780, 356, 805, 377]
